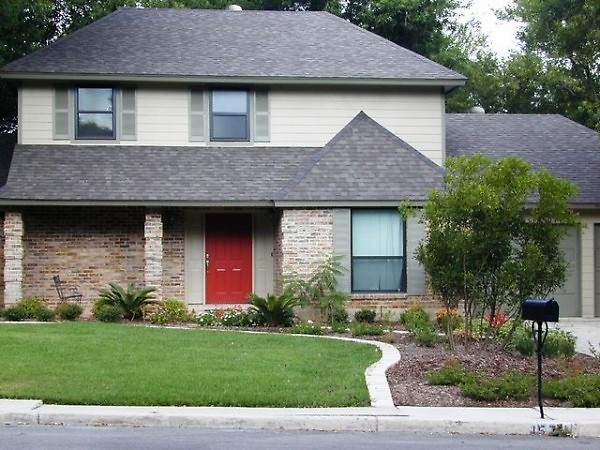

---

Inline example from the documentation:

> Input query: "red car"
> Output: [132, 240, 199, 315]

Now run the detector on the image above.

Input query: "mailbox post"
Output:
[521, 298, 559, 419]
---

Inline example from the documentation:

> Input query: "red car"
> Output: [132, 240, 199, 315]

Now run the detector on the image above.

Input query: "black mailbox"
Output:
[522, 298, 559, 322]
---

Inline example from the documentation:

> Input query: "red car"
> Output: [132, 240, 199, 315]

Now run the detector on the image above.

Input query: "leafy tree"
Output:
[342, 0, 464, 57]
[504, 0, 600, 131]
[404, 154, 580, 347]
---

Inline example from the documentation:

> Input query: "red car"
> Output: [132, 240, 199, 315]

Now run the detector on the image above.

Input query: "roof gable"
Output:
[446, 114, 600, 205]
[275, 111, 444, 202]
[1, 8, 464, 86]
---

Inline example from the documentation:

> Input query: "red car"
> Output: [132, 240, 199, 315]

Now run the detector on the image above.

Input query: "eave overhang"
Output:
[0, 72, 466, 92]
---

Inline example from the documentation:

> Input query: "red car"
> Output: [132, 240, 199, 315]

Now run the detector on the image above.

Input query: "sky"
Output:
[459, 0, 522, 57]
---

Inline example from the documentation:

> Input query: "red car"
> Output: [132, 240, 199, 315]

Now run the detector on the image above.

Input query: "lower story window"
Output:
[351, 209, 405, 292]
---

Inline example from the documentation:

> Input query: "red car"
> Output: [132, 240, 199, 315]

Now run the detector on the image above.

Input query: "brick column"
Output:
[4, 211, 23, 305]
[144, 211, 163, 301]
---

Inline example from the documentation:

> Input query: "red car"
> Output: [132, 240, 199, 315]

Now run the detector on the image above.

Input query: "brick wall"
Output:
[348, 294, 441, 319]
[22, 206, 145, 304]
[274, 209, 333, 292]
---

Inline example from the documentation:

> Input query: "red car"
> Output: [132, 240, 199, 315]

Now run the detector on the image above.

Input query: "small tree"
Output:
[404, 154, 580, 348]
[282, 255, 349, 324]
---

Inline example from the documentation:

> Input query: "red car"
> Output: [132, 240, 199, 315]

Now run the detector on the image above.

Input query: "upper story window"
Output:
[54, 86, 135, 141]
[75, 88, 115, 139]
[210, 90, 249, 141]
[351, 209, 406, 292]
[189, 88, 269, 144]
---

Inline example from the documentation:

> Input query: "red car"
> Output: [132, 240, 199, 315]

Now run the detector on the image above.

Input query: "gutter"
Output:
[0, 72, 466, 92]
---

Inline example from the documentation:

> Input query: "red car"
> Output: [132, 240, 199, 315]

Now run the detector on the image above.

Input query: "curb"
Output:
[3, 402, 600, 437]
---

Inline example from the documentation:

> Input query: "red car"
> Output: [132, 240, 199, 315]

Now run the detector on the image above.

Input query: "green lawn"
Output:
[0, 323, 380, 407]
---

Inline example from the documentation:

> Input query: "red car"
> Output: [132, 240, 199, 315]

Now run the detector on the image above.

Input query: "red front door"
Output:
[205, 214, 253, 303]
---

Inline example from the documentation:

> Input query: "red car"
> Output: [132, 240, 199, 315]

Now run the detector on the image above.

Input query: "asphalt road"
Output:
[1, 426, 598, 450]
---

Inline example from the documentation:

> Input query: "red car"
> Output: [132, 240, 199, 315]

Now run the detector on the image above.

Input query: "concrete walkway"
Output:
[552, 318, 600, 356]
[1, 320, 599, 437]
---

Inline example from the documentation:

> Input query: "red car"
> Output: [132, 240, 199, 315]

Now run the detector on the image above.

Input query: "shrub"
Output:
[16, 298, 53, 321]
[248, 293, 301, 327]
[544, 330, 576, 357]
[289, 322, 324, 335]
[98, 282, 157, 321]
[427, 360, 468, 386]
[354, 308, 377, 323]
[351, 323, 384, 336]
[412, 325, 440, 347]
[323, 293, 349, 325]
[17, 297, 47, 317]
[484, 310, 510, 330]
[331, 322, 349, 333]
[435, 308, 462, 331]
[7, 297, 54, 321]
[460, 371, 534, 401]
[400, 304, 430, 332]
[35, 308, 55, 322]
[196, 310, 218, 326]
[1, 306, 27, 321]
[544, 374, 600, 407]
[92, 300, 123, 323]
[511, 325, 535, 356]
[220, 308, 258, 327]
[149, 298, 193, 325]
[55, 302, 83, 321]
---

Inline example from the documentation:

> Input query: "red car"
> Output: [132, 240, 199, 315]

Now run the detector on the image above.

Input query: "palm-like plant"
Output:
[248, 293, 301, 327]
[98, 282, 157, 321]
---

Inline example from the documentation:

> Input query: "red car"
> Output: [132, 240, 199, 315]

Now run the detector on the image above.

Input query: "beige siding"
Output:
[580, 213, 600, 317]
[20, 85, 55, 144]
[406, 216, 426, 295]
[269, 86, 445, 164]
[253, 212, 275, 296]
[136, 86, 189, 145]
[184, 210, 205, 305]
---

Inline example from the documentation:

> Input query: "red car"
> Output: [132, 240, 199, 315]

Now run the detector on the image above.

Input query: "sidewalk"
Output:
[2, 400, 599, 437]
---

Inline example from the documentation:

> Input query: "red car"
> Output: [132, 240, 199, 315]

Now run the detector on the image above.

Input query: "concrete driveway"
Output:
[551, 318, 600, 356]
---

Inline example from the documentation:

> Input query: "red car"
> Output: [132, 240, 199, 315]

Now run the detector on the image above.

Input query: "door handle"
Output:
[205, 253, 209, 272]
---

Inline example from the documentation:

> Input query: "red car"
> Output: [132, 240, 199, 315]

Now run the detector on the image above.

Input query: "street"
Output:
[1, 426, 598, 449]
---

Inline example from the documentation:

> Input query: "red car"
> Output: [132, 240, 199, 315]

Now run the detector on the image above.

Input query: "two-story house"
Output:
[1, 7, 599, 317]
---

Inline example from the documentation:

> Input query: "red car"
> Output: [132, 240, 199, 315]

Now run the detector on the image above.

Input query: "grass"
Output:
[0, 323, 380, 407]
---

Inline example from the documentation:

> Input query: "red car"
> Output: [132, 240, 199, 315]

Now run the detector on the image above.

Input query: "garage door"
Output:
[595, 225, 600, 317]
[552, 228, 581, 317]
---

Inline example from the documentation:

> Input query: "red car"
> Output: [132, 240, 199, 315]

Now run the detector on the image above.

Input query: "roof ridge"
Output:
[274, 113, 372, 200]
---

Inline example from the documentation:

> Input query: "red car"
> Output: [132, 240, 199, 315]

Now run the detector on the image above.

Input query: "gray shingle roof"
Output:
[1, 8, 464, 85]
[0, 145, 318, 203]
[446, 114, 600, 205]
[276, 111, 444, 202]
